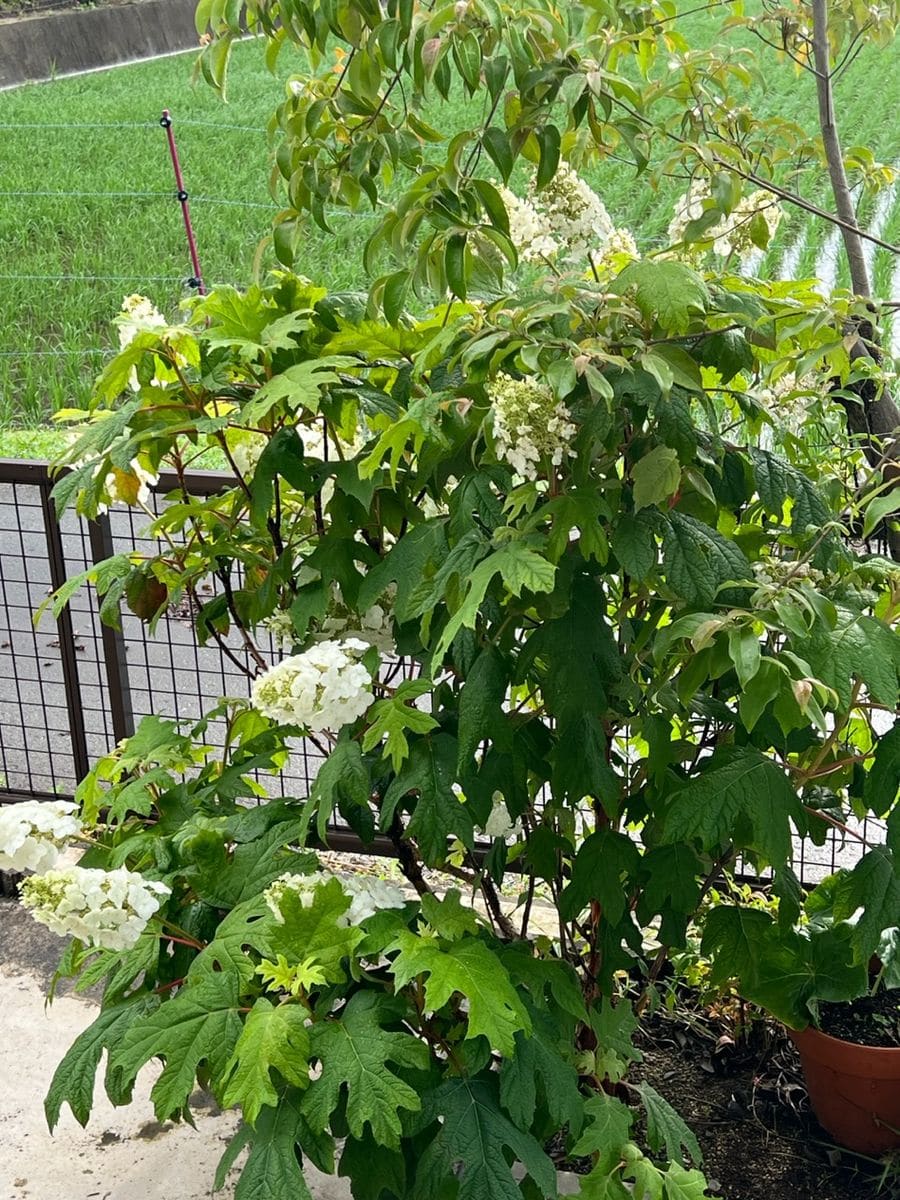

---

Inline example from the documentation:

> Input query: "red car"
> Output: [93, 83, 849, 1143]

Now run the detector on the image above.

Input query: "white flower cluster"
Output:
[479, 791, 523, 843]
[539, 162, 615, 262]
[117, 294, 167, 351]
[117, 294, 171, 394]
[488, 374, 577, 481]
[227, 429, 268, 479]
[66, 424, 159, 513]
[321, 590, 396, 657]
[757, 371, 819, 432]
[20, 866, 170, 951]
[591, 226, 640, 277]
[498, 184, 560, 262]
[251, 638, 374, 732]
[752, 558, 824, 589]
[263, 609, 296, 651]
[265, 868, 406, 926]
[498, 164, 638, 272]
[0, 801, 82, 874]
[667, 178, 782, 263]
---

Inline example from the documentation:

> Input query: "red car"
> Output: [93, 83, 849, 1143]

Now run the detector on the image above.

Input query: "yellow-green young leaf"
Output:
[362, 695, 439, 772]
[222, 998, 311, 1126]
[662, 1163, 716, 1200]
[302, 992, 428, 1148]
[389, 933, 531, 1056]
[632, 446, 681, 511]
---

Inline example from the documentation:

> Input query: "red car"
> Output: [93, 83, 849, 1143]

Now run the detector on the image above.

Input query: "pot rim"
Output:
[789, 1023, 900, 1080]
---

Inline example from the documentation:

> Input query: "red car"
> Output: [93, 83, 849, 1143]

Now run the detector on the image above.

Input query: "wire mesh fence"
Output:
[0, 457, 887, 882]
[0, 459, 327, 805]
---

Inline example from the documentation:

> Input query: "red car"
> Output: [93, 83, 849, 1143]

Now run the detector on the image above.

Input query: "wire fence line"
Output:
[0, 119, 267, 133]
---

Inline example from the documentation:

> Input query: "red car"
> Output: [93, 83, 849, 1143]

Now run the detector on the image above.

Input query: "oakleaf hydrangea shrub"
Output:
[19, 3, 900, 1199]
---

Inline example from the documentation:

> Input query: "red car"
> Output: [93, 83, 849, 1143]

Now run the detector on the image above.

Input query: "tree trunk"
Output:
[811, 0, 900, 559]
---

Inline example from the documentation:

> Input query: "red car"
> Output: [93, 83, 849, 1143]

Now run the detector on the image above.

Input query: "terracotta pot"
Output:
[790, 1024, 900, 1155]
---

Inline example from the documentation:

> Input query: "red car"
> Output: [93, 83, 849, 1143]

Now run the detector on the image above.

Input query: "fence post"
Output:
[38, 474, 91, 782]
[88, 515, 135, 745]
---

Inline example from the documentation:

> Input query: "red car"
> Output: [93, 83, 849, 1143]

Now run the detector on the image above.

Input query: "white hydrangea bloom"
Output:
[539, 162, 615, 263]
[251, 639, 374, 732]
[757, 371, 819, 431]
[499, 165, 629, 269]
[20, 866, 170, 951]
[590, 226, 640, 277]
[263, 609, 296, 652]
[497, 185, 560, 262]
[0, 801, 82, 874]
[668, 178, 782, 264]
[227, 429, 268, 479]
[265, 868, 406, 927]
[480, 792, 523, 843]
[488, 374, 577, 481]
[116, 294, 169, 393]
[117, 294, 167, 351]
[321, 601, 395, 656]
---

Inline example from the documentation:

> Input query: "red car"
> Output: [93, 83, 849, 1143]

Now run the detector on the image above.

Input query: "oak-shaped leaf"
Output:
[390, 932, 530, 1056]
[663, 747, 801, 868]
[382, 733, 473, 865]
[45, 994, 159, 1131]
[416, 1076, 556, 1200]
[570, 1090, 634, 1158]
[215, 1089, 324, 1200]
[111, 974, 243, 1119]
[637, 1083, 702, 1167]
[222, 997, 312, 1126]
[499, 1010, 584, 1136]
[302, 991, 428, 1148]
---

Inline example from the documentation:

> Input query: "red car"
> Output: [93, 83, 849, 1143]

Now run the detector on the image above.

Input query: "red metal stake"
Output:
[160, 109, 206, 295]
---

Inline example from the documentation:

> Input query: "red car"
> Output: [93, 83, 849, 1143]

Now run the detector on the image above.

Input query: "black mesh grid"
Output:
[0, 458, 888, 885]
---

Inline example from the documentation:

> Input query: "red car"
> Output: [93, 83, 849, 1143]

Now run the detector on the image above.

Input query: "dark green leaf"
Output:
[664, 747, 801, 866]
[417, 1077, 556, 1200]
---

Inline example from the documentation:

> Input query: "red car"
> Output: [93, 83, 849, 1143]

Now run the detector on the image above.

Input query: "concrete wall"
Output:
[0, 0, 200, 89]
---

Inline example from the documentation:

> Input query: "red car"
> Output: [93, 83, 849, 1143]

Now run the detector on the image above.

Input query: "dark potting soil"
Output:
[818, 985, 900, 1048]
[624, 1009, 885, 1200]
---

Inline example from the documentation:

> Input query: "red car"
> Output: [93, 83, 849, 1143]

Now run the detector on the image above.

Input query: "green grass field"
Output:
[1, 17, 900, 447]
